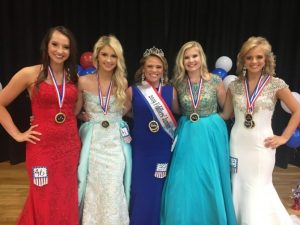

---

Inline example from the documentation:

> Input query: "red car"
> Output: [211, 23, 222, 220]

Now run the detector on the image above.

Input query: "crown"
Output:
[143, 46, 164, 57]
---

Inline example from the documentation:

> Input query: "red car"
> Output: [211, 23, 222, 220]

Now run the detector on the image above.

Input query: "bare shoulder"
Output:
[78, 73, 96, 90]
[15, 65, 42, 84]
[0, 65, 42, 105]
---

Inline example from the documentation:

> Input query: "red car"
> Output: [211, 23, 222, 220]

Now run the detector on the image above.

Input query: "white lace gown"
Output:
[81, 92, 129, 225]
[229, 76, 295, 225]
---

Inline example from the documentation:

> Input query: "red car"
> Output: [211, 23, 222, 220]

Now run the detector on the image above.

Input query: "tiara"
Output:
[143, 46, 164, 57]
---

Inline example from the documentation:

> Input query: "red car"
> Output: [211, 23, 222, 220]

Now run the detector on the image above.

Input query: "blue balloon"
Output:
[286, 128, 300, 148]
[78, 66, 97, 76]
[212, 68, 228, 80]
[77, 64, 84, 75]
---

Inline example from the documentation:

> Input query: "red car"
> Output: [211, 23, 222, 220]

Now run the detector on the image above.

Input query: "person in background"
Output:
[161, 41, 237, 225]
[76, 34, 131, 225]
[220, 36, 300, 225]
[125, 46, 179, 225]
[0, 26, 81, 224]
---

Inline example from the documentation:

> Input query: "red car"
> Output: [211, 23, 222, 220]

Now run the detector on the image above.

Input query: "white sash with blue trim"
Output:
[136, 81, 177, 139]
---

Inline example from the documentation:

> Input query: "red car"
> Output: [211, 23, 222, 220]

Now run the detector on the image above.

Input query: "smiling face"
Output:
[244, 46, 266, 76]
[47, 30, 70, 65]
[183, 46, 201, 73]
[143, 56, 164, 86]
[97, 45, 117, 73]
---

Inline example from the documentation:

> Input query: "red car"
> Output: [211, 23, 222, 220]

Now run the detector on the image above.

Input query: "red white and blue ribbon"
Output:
[97, 73, 112, 115]
[48, 66, 66, 111]
[244, 75, 271, 113]
[137, 80, 177, 139]
[187, 77, 203, 111]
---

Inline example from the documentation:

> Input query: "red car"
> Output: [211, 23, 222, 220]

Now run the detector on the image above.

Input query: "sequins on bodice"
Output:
[228, 76, 288, 128]
[176, 74, 221, 116]
[83, 91, 123, 123]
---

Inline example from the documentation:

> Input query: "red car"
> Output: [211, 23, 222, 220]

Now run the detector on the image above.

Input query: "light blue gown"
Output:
[77, 91, 131, 225]
[161, 75, 237, 225]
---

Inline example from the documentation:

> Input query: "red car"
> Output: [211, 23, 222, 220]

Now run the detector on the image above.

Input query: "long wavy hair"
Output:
[92, 35, 127, 109]
[236, 36, 276, 78]
[134, 53, 168, 84]
[36, 26, 78, 87]
[172, 41, 210, 88]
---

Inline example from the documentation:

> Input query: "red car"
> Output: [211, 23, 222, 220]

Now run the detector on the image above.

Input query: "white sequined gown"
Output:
[229, 76, 295, 225]
[81, 91, 129, 225]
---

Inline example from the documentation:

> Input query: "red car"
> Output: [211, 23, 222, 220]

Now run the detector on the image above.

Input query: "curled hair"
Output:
[172, 41, 209, 88]
[92, 35, 127, 109]
[236, 36, 276, 78]
[37, 26, 78, 87]
[134, 52, 168, 84]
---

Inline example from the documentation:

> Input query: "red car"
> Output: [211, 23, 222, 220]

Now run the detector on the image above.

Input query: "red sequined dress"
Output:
[17, 81, 81, 225]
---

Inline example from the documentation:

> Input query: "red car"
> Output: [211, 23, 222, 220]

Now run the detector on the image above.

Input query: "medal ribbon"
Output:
[244, 75, 271, 113]
[48, 66, 65, 110]
[136, 81, 177, 139]
[187, 77, 203, 111]
[97, 73, 112, 115]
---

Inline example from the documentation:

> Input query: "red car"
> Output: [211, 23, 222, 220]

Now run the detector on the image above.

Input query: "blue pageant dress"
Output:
[129, 84, 174, 225]
[161, 75, 237, 225]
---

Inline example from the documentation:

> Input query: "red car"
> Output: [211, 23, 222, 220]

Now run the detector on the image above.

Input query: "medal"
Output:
[149, 120, 159, 133]
[244, 120, 252, 128]
[187, 77, 203, 122]
[244, 113, 255, 129]
[97, 72, 112, 128]
[245, 113, 252, 121]
[190, 112, 199, 122]
[101, 120, 110, 128]
[55, 112, 66, 123]
[48, 66, 66, 124]
[244, 74, 271, 129]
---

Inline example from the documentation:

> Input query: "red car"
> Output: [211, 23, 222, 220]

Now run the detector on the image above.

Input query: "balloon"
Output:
[212, 68, 227, 80]
[215, 56, 232, 72]
[77, 64, 84, 75]
[286, 128, 300, 148]
[78, 66, 97, 76]
[80, 51, 93, 69]
[280, 92, 300, 113]
[223, 74, 238, 91]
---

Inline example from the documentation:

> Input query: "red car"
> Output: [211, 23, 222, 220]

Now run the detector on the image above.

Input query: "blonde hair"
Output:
[236, 36, 276, 78]
[92, 35, 127, 109]
[172, 41, 210, 87]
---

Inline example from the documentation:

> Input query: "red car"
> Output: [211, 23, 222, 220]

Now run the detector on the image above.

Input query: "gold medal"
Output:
[244, 120, 252, 128]
[190, 112, 199, 122]
[55, 112, 66, 124]
[245, 113, 253, 121]
[101, 120, 110, 128]
[148, 120, 159, 133]
[244, 113, 255, 128]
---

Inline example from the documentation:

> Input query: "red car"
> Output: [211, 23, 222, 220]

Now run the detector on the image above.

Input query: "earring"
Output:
[160, 76, 164, 84]
[242, 66, 247, 77]
[142, 73, 145, 81]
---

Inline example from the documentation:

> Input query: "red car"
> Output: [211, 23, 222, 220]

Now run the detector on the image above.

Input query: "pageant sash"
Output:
[136, 81, 177, 139]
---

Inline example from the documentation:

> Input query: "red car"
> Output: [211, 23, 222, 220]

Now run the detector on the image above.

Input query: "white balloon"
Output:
[223, 75, 238, 91]
[280, 92, 300, 114]
[215, 56, 233, 72]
